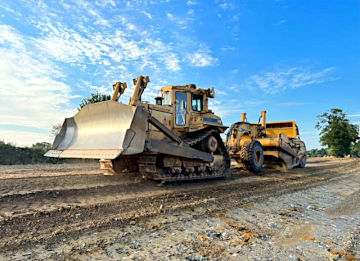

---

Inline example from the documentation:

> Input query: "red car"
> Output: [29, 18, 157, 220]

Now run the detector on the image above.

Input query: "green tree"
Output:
[0, 140, 61, 164]
[51, 123, 62, 137]
[78, 92, 111, 111]
[31, 142, 52, 152]
[307, 148, 329, 158]
[315, 108, 359, 157]
[351, 141, 360, 157]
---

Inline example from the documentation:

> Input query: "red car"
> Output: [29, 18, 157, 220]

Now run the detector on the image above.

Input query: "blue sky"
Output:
[0, 0, 359, 149]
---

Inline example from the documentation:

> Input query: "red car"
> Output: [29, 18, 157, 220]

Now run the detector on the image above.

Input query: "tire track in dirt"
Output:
[0, 163, 101, 178]
[0, 159, 357, 221]
[0, 158, 355, 219]
[0, 158, 359, 252]
[0, 173, 139, 198]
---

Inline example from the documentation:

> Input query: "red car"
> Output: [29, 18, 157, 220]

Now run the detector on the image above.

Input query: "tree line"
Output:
[0, 141, 62, 165]
[0, 141, 95, 165]
[307, 146, 360, 158]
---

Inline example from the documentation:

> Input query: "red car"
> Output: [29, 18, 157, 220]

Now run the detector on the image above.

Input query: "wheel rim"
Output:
[252, 142, 264, 169]
[255, 149, 262, 163]
[207, 136, 218, 152]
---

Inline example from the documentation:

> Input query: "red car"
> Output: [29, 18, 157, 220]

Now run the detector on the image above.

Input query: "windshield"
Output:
[175, 92, 187, 126]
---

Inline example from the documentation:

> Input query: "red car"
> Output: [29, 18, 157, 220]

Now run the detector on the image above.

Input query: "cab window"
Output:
[163, 91, 171, 105]
[175, 92, 187, 126]
[191, 94, 203, 111]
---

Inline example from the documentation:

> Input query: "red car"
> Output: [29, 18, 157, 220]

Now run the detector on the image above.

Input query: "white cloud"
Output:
[95, 0, 116, 7]
[33, 23, 106, 64]
[90, 85, 109, 94]
[274, 19, 286, 26]
[0, 130, 52, 147]
[210, 104, 244, 118]
[232, 14, 240, 21]
[208, 99, 263, 119]
[0, 25, 24, 48]
[187, 50, 218, 67]
[216, 90, 228, 96]
[348, 114, 360, 118]
[167, 13, 175, 20]
[218, 0, 233, 10]
[187, 0, 198, 6]
[246, 67, 336, 94]
[162, 53, 181, 71]
[142, 11, 152, 19]
[0, 25, 76, 141]
[220, 45, 236, 51]
[126, 23, 136, 31]
[32, 18, 180, 75]
[79, 80, 111, 94]
[24, 0, 210, 75]
[167, 12, 188, 28]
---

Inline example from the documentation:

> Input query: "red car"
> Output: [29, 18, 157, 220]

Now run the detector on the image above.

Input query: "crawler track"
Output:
[0, 158, 359, 252]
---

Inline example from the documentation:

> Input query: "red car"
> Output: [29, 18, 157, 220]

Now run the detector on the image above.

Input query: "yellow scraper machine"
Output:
[46, 75, 231, 181]
[226, 111, 306, 173]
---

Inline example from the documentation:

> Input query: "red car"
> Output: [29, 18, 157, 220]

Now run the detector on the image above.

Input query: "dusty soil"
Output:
[0, 158, 359, 260]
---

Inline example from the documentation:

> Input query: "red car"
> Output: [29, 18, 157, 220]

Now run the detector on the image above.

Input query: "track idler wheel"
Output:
[202, 135, 218, 153]
[240, 140, 264, 173]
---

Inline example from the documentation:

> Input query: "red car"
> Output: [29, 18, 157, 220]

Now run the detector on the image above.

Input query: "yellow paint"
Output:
[241, 113, 246, 122]
[239, 134, 251, 146]
[265, 121, 297, 138]
[263, 150, 279, 157]
[258, 137, 280, 147]
[129, 75, 144, 106]
[261, 110, 266, 127]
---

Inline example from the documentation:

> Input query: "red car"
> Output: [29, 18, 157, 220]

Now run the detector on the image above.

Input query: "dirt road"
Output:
[0, 158, 359, 260]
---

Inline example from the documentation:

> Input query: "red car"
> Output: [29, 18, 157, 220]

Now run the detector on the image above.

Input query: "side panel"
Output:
[265, 121, 297, 138]
[148, 104, 173, 141]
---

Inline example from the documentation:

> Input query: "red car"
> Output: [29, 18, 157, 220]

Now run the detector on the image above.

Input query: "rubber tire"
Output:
[240, 140, 264, 173]
[299, 156, 306, 168]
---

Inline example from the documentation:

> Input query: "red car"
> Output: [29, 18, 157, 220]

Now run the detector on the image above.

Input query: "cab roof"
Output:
[161, 84, 214, 97]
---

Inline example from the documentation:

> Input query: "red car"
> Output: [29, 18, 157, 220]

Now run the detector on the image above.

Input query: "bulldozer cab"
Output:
[159, 85, 221, 132]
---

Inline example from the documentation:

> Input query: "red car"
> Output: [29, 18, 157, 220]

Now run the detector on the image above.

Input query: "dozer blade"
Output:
[45, 101, 147, 159]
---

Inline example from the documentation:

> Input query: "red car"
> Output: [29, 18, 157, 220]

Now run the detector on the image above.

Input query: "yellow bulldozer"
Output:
[45, 75, 230, 181]
[226, 111, 306, 173]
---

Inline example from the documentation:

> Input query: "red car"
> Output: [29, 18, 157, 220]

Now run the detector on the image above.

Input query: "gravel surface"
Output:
[0, 158, 359, 260]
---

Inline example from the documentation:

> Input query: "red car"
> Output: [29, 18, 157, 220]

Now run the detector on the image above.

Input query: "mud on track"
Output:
[0, 158, 359, 254]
